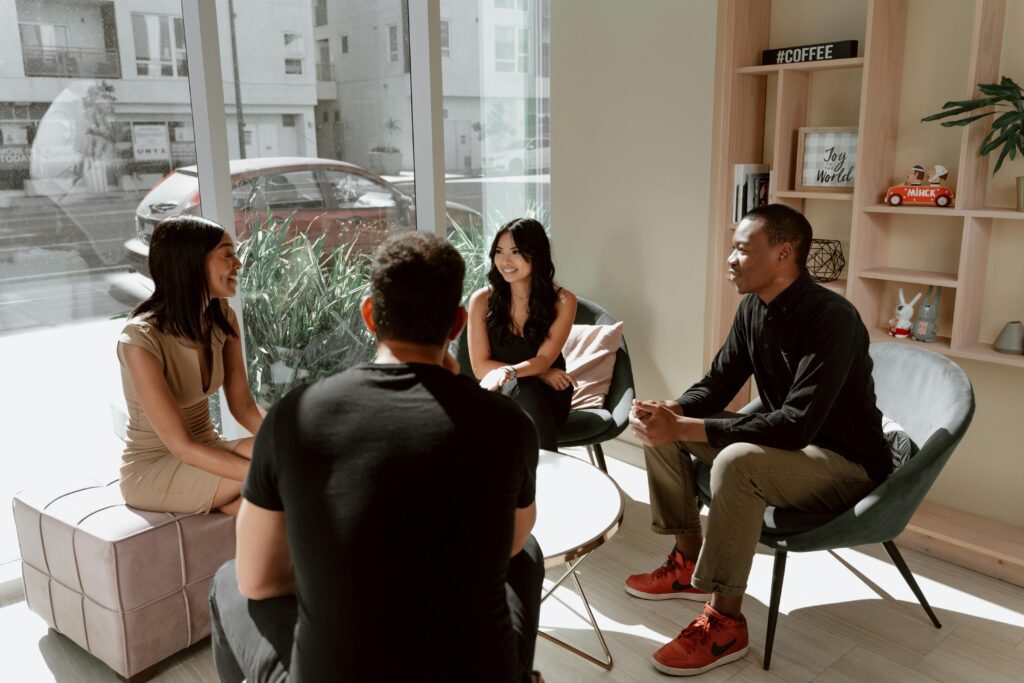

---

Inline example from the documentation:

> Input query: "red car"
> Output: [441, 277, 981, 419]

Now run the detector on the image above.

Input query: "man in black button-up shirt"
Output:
[624, 205, 890, 677]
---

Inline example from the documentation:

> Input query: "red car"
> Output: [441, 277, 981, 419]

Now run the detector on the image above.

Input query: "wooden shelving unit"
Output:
[736, 56, 865, 75]
[775, 190, 853, 201]
[706, 0, 1024, 585]
[707, 0, 1022, 376]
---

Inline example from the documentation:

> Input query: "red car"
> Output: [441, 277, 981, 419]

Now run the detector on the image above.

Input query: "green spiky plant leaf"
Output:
[922, 76, 1024, 174]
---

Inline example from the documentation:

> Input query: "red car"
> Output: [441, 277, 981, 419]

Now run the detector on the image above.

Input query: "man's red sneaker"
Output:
[652, 603, 749, 676]
[624, 549, 711, 601]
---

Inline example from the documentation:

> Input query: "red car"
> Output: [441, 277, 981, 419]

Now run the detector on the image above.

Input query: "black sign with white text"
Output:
[762, 40, 858, 66]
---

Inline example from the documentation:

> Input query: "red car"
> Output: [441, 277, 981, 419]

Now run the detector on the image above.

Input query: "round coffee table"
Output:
[533, 449, 624, 670]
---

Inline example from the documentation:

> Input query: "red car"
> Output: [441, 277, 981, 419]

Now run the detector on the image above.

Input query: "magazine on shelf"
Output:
[746, 171, 771, 213]
[733, 163, 769, 222]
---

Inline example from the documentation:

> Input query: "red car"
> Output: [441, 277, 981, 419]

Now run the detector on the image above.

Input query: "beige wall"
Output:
[552, 1, 1024, 528]
[550, 0, 717, 423]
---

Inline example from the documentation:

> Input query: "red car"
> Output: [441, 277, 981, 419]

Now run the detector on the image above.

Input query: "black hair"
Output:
[485, 217, 558, 348]
[743, 203, 814, 269]
[370, 232, 465, 346]
[131, 215, 237, 343]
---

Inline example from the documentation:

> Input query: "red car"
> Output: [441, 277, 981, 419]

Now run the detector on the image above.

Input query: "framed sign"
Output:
[795, 127, 857, 192]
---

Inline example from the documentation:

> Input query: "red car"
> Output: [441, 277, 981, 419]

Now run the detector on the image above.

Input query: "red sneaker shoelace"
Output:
[652, 552, 682, 579]
[678, 612, 714, 646]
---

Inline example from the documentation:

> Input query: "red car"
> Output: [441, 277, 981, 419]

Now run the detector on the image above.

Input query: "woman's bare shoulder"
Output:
[468, 286, 492, 309]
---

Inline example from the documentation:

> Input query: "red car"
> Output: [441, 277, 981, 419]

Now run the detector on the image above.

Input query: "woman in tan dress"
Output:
[118, 216, 264, 516]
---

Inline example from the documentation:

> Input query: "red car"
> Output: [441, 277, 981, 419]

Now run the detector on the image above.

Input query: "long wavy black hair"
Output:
[131, 215, 237, 344]
[486, 217, 559, 348]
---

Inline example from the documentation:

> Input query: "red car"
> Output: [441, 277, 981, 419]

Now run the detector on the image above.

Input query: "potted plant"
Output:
[922, 76, 1024, 209]
[368, 117, 403, 175]
[237, 215, 376, 406]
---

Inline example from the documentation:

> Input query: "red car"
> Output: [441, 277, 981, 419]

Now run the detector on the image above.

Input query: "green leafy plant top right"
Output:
[922, 76, 1024, 174]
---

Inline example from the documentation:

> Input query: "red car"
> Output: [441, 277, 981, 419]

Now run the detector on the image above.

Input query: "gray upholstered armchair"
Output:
[693, 342, 975, 669]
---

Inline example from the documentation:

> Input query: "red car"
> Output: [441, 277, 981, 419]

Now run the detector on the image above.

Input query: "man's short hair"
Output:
[370, 232, 465, 346]
[743, 203, 814, 269]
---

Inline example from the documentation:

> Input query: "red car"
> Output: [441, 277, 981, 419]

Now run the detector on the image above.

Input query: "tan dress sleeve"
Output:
[118, 320, 164, 367]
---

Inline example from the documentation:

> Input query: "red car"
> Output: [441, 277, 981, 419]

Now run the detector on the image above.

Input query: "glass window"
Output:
[324, 170, 398, 209]
[284, 32, 304, 75]
[517, 28, 529, 73]
[440, 20, 451, 58]
[263, 170, 323, 210]
[0, 0, 198, 571]
[225, 1, 416, 408]
[495, 26, 515, 73]
[132, 13, 186, 77]
[388, 24, 399, 63]
[443, 0, 549, 262]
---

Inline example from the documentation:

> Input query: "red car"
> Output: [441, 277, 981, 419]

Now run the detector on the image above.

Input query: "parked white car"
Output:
[482, 138, 549, 175]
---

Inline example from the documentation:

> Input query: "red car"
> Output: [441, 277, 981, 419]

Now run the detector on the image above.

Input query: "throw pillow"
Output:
[562, 322, 624, 410]
[882, 415, 919, 470]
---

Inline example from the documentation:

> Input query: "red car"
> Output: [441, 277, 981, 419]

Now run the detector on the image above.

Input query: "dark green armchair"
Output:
[452, 296, 634, 471]
[693, 342, 975, 669]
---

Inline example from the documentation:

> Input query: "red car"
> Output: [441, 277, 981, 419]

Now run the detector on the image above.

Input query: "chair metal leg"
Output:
[882, 540, 942, 629]
[587, 443, 608, 472]
[539, 557, 614, 670]
[763, 549, 787, 670]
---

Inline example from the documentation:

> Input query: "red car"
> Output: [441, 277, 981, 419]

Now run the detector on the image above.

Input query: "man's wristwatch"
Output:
[502, 365, 518, 380]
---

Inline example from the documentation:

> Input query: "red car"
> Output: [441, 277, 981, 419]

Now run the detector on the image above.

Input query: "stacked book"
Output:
[733, 164, 772, 223]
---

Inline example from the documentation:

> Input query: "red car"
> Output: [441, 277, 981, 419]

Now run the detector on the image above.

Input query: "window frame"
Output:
[283, 31, 304, 75]
[495, 25, 516, 73]
[132, 12, 188, 78]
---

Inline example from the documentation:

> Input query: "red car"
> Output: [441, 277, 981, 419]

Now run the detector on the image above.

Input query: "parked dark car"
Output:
[126, 157, 480, 275]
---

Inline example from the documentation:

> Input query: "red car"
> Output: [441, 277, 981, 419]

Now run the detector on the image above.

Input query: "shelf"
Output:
[818, 278, 846, 295]
[737, 57, 864, 75]
[776, 190, 853, 201]
[863, 205, 966, 218]
[863, 205, 1024, 221]
[867, 331, 1024, 369]
[963, 207, 1024, 221]
[858, 267, 958, 288]
[868, 327, 952, 354]
[950, 342, 1024, 369]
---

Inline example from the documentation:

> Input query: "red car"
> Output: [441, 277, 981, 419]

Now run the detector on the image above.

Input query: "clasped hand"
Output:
[629, 399, 685, 446]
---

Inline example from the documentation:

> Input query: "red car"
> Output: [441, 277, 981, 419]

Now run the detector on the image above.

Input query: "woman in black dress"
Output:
[467, 218, 577, 450]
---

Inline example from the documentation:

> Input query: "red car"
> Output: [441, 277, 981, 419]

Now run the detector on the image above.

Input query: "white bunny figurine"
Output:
[889, 288, 921, 339]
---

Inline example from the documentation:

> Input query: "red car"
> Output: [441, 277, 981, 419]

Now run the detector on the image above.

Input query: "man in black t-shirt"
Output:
[208, 232, 544, 683]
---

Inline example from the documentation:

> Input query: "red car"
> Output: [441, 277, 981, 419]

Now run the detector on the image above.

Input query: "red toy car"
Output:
[884, 184, 954, 207]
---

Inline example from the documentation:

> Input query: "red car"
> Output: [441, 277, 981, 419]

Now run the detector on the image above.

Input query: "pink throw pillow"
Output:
[562, 322, 624, 410]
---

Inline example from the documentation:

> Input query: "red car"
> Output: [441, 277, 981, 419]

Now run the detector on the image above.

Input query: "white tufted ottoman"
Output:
[12, 480, 235, 679]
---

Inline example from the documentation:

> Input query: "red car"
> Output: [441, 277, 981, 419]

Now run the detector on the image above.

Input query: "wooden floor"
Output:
[3, 442, 1024, 682]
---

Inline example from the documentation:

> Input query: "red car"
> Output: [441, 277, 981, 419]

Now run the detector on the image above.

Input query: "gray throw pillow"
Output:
[882, 416, 918, 470]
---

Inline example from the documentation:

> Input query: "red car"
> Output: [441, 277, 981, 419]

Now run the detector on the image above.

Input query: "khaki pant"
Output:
[643, 425, 878, 596]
